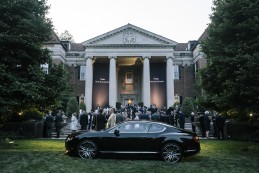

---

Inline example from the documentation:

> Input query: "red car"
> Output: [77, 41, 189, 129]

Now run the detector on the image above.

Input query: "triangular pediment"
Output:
[82, 24, 177, 48]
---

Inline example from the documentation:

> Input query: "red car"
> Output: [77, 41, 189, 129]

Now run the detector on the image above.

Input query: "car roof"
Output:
[122, 120, 191, 132]
[122, 120, 173, 127]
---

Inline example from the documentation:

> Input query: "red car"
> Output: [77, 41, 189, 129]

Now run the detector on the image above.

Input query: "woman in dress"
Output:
[70, 113, 78, 132]
[204, 111, 211, 138]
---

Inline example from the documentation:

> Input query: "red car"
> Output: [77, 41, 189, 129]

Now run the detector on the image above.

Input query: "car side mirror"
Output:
[114, 129, 120, 136]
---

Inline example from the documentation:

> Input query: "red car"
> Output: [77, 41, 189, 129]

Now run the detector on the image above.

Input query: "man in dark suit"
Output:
[216, 114, 226, 139]
[179, 111, 185, 129]
[198, 114, 206, 137]
[95, 109, 107, 131]
[88, 110, 94, 130]
[54, 112, 63, 138]
[139, 111, 151, 120]
[190, 112, 196, 132]
[45, 112, 54, 138]
[80, 111, 88, 130]
[166, 106, 175, 126]
[131, 105, 137, 120]
[148, 105, 154, 115]
[151, 110, 160, 122]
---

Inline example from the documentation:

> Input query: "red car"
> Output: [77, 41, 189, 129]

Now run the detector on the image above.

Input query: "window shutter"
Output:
[78, 66, 80, 80]
[179, 66, 182, 79]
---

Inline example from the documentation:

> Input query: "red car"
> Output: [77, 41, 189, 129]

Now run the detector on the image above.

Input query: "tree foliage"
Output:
[0, 0, 69, 125]
[79, 102, 86, 111]
[181, 97, 195, 118]
[200, 0, 259, 118]
[59, 30, 74, 42]
[40, 64, 69, 110]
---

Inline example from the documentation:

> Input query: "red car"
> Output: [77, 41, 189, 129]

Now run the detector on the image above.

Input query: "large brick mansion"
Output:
[44, 24, 207, 112]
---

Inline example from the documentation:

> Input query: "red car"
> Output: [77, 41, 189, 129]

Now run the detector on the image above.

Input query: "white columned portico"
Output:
[166, 56, 175, 107]
[109, 56, 117, 108]
[85, 56, 93, 112]
[142, 56, 151, 107]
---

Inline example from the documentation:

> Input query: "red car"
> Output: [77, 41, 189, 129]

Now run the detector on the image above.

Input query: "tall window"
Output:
[126, 72, 133, 84]
[80, 66, 86, 80]
[41, 63, 49, 74]
[174, 65, 179, 79]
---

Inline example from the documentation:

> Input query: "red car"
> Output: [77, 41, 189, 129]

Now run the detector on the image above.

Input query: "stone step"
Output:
[51, 123, 73, 138]
[184, 123, 192, 130]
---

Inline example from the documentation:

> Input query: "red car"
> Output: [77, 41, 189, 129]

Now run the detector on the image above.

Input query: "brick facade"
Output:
[45, 24, 208, 108]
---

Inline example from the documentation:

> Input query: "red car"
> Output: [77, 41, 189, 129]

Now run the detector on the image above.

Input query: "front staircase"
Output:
[51, 123, 74, 139]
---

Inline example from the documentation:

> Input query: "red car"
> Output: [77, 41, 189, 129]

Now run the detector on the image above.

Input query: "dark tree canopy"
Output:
[0, 0, 69, 124]
[200, 0, 259, 118]
[59, 30, 74, 42]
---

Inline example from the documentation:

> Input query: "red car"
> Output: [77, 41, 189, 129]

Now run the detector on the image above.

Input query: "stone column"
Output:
[109, 56, 117, 108]
[142, 56, 151, 107]
[166, 56, 175, 107]
[85, 56, 93, 112]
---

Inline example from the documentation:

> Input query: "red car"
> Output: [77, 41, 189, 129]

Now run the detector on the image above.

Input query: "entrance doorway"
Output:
[124, 98, 135, 106]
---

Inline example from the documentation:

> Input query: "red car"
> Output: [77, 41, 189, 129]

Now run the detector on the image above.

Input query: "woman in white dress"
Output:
[106, 108, 116, 129]
[70, 113, 78, 132]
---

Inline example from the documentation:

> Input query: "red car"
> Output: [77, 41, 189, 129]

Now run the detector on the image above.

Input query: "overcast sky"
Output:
[47, 0, 213, 43]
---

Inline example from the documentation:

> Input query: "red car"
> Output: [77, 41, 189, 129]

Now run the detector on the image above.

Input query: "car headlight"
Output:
[193, 136, 199, 142]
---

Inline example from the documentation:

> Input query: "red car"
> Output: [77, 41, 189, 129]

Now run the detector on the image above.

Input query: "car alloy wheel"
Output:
[161, 143, 182, 163]
[77, 140, 97, 159]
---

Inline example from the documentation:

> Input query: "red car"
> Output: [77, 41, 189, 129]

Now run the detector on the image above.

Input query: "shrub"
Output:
[181, 97, 195, 118]
[22, 108, 44, 121]
[79, 102, 86, 111]
[66, 97, 79, 117]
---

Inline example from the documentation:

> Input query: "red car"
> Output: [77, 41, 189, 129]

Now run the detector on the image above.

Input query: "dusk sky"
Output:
[47, 0, 213, 43]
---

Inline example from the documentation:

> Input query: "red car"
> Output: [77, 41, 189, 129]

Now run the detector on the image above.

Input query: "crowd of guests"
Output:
[43, 110, 66, 138]
[197, 111, 226, 139]
[70, 104, 187, 132]
[43, 104, 226, 140]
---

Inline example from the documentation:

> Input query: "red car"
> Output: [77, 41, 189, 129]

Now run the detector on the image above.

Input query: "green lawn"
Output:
[0, 139, 258, 173]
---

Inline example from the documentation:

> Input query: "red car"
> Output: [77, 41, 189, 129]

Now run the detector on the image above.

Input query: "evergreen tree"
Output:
[40, 64, 69, 110]
[66, 97, 79, 117]
[181, 97, 195, 118]
[59, 30, 74, 42]
[79, 102, 86, 111]
[0, 0, 68, 125]
[200, 0, 259, 118]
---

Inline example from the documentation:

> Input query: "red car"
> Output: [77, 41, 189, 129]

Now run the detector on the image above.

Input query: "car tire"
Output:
[161, 143, 182, 163]
[77, 140, 98, 159]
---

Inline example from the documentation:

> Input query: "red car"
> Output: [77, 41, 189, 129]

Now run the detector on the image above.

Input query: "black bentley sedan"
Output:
[65, 121, 200, 163]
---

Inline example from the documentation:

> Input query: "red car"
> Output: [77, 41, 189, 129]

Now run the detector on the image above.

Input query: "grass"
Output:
[0, 139, 258, 173]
